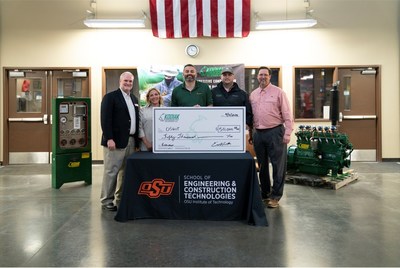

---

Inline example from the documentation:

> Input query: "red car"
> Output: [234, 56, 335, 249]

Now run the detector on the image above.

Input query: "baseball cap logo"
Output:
[138, 178, 175, 198]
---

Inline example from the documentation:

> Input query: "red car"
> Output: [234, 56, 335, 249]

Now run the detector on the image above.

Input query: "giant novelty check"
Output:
[153, 107, 246, 153]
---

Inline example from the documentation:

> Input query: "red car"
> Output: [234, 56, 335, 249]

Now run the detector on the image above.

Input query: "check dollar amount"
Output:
[153, 107, 246, 153]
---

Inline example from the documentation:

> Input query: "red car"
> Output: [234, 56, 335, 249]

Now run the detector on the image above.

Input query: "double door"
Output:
[4, 69, 89, 164]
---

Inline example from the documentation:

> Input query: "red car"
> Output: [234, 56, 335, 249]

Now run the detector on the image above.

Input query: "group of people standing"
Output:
[99, 64, 293, 212]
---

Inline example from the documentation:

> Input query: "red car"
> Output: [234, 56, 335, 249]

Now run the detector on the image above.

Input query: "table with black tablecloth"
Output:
[115, 152, 268, 226]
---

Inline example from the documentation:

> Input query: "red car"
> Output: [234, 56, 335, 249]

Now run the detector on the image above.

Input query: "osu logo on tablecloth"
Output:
[138, 178, 175, 198]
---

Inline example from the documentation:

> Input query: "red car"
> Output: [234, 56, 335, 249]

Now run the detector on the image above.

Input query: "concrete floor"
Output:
[0, 162, 399, 267]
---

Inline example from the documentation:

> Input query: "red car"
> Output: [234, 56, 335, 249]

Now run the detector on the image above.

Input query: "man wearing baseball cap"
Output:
[211, 66, 253, 128]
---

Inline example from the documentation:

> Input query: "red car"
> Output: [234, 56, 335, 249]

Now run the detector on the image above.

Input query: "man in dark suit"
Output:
[100, 71, 140, 211]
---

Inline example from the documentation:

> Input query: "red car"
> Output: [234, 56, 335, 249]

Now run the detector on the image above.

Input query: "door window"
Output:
[294, 68, 334, 119]
[343, 76, 351, 111]
[16, 78, 43, 113]
[57, 78, 83, 98]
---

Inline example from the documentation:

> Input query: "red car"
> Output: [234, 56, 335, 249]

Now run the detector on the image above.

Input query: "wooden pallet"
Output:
[285, 169, 358, 190]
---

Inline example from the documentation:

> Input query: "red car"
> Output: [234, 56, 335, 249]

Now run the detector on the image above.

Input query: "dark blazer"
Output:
[100, 88, 140, 149]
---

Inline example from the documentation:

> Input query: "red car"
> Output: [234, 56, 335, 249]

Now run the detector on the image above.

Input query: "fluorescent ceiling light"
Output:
[361, 68, 376, 75]
[83, 19, 145, 29]
[255, 19, 317, 30]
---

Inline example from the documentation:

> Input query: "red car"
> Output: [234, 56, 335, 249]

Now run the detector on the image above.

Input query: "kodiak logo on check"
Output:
[158, 113, 180, 122]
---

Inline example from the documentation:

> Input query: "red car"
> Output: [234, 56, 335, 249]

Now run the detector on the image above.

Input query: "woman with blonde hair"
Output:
[139, 88, 164, 151]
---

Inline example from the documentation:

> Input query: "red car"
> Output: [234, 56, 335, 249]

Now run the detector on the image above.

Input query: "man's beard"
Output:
[185, 75, 195, 82]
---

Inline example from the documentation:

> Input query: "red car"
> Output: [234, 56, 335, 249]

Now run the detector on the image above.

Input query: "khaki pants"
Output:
[100, 137, 135, 206]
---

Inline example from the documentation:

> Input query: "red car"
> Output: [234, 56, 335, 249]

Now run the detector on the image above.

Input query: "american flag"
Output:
[149, 0, 251, 38]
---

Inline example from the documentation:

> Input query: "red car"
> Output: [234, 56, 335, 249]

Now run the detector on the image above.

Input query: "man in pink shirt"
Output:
[249, 66, 294, 208]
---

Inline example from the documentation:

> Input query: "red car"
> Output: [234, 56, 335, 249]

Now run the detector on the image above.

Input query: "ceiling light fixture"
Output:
[361, 68, 376, 75]
[255, 0, 317, 30]
[83, 0, 146, 29]
[255, 19, 317, 30]
[83, 19, 145, 28]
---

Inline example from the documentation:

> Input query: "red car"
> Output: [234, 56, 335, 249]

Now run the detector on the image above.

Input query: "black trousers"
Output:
[253, 125, 287, 200]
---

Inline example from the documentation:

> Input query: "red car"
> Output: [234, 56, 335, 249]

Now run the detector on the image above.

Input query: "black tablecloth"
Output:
[115, 152, 268, 226]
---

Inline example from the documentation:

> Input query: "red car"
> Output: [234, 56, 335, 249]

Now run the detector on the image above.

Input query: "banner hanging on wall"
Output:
[137, 63, 245, 106]
[137, 65, 184, 106]
[193, 64, 245, 90]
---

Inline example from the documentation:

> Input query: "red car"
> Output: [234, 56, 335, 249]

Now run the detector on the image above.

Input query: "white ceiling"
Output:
[0, 0, 317, 29]
[0, 0, 393, 30]
[88, 0, 310, 19]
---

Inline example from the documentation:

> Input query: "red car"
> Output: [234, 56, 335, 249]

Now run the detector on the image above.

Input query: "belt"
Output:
[256, 124, 283, 132]
[129, 134, 135, 137]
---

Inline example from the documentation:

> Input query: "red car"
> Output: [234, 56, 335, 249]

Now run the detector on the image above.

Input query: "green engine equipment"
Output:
[287, 125, 353, 177]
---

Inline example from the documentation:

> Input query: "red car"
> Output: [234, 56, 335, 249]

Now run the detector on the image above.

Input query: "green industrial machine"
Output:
[52, 98, 91, 189]
[287, 125, 353, 177]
